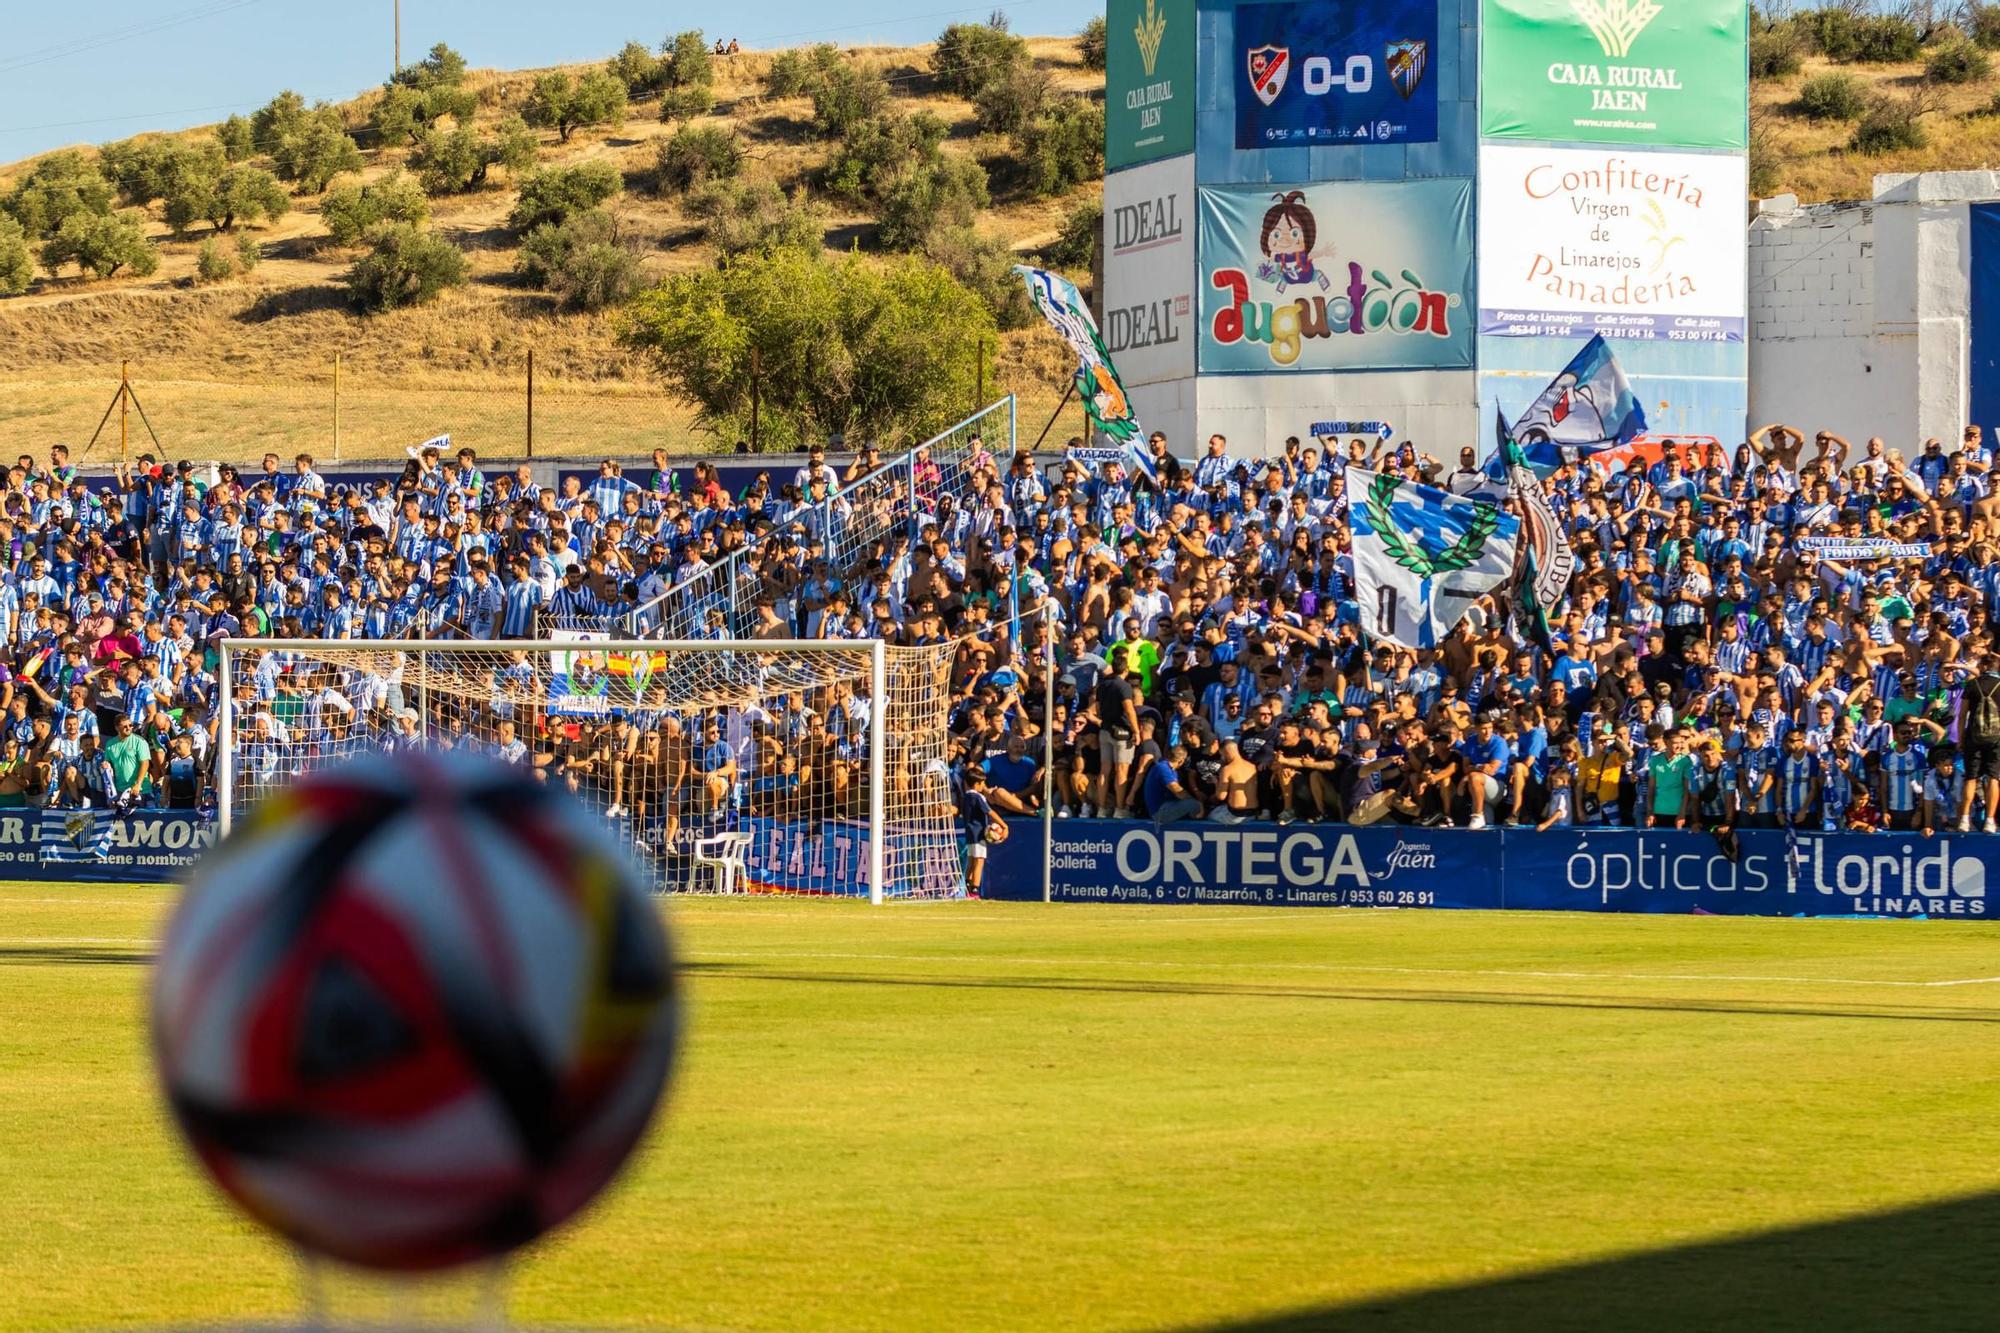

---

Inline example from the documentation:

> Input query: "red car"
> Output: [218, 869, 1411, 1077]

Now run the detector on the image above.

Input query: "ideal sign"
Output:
[1103, 154, 1197, 387]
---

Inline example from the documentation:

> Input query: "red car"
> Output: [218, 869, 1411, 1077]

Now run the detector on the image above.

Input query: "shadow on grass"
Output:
[1195, 1189, 2000, 1332]
[0, 943, 152, 966]
[681, 964, 2000, 1025]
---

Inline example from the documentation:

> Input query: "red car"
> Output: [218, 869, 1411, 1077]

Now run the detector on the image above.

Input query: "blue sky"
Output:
[0, 0, 1101, 165]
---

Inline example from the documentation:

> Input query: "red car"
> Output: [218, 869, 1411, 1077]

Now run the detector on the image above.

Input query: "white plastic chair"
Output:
[691, 831, 754, 895]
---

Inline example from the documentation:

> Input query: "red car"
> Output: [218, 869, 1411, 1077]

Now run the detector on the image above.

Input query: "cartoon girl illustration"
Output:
[1256, 191, 1332, 293]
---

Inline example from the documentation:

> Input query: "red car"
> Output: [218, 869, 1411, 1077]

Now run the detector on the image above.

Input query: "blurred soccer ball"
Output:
[151, 752, 678, 1272]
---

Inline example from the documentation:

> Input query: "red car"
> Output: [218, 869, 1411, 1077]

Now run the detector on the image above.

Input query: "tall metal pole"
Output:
[526, 347, 536, 459]
[749, 348, 760, 453]
[394, 0, 401, 78]
[868, 639, 887, 907]
[1041, 601, 1055, 904]
[332, 352, 343, 461]
[119, 361, 130, 464]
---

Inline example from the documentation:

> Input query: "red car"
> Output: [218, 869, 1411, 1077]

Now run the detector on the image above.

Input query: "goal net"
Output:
[215, 637, 964, 901]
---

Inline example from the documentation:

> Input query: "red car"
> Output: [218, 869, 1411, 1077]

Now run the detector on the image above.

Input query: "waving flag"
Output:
[1498, 334, 1646, 475]
[1013, 265, 1157, 483]
[39, 808, 116, 862]
[1345, 465, 1519, 651]
[1496, 412, 1575, 647]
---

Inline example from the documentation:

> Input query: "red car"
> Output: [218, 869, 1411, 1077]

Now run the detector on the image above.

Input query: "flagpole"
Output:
[1030, 379, 1079, 452]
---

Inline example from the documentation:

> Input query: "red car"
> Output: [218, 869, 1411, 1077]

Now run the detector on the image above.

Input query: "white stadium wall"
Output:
[1191, 370, 1478, 458]
[1102, 153, 1198, 388]
[1747, 172, 2000, 445]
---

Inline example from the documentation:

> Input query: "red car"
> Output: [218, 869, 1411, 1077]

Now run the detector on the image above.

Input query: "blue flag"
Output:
[39, 808, 115, 862]
[1495, 334, 1646, 475]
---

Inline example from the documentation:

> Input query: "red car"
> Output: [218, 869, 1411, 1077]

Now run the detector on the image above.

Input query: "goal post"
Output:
[215, 637, 963, 902]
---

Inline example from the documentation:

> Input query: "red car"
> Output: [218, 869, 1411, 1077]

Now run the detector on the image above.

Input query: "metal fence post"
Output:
[332, 352, 342, 461]
[526, 347, 536, 459]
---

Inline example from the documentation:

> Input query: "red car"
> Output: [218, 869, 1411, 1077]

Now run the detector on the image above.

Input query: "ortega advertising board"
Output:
[1478, 145, 1746, 344]
[1103, 154, 1197, 387]
[1108, 0, 1196, 170]
[1198, 179, 1474, 374]
[1235, 0, 1438, 149]
[1480, 0, 1748, 148]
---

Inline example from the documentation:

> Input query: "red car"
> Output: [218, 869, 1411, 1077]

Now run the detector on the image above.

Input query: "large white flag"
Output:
[1344, 465, 1520, 650]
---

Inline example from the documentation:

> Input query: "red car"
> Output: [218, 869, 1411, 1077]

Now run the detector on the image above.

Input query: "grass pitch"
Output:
[1, 886, 1996, 1332]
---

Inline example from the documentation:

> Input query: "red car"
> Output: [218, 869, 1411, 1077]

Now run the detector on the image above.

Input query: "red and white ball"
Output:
[151, 752, 678, 1271]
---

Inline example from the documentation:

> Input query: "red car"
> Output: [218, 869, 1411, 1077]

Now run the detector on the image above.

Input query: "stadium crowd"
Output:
[8, 421, 2000, 850]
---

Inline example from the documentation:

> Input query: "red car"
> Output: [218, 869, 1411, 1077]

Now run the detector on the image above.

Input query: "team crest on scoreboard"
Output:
[1385, 39, 1428, 100]
[1247, 44, 1290, 106]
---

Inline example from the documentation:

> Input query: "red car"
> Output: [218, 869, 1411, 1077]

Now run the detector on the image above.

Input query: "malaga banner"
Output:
[1233, 0, 1438, 149]
[1198, 179, 1474, 373]
[1477, 145, 1747, 343]
[1480, 0, 1748, 149]
[985, 820, 1994, 919]
[1107, 0, 1196, 170]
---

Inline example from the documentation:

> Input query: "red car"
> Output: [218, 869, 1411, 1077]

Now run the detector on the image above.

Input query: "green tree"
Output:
[1012, 97, 1104, 198]
[516, 209, 641, 310]
[921, 224, 1032, 329]
[394, 42, 468, 91]
[40, 210, 159, 280]
[1927, 37, 1991, 82]
[1077, 16, 1108, 70]
[260, 95, 362, 192]
[322, 172, 430, 246]
[661, 30, 715, 91]
[685, 177, 828, 256]
[344, 222, 467, 311]
[413, 115, 536, 194]
[876, 153, 989, 250]
[216, 114, 257, 162]
[205, 165, 290, 232]
[236, 231, 262, 273]
[825, 111, 950, 204]
[811, 61, 890, 139]
[523, 70, 629, 143]
[658, 83, 717, 123]
[1797, 71, 1868, 120]
[973, 61, 1052, 135]
[623, 246, 996, 447]
[656, 124, 742, 194]
[764, 44, 842, 98]
[931, 17, 1028, 97]
[195, 238, 236, 283]
[3, 151, 115, 239]
[0, 215, 34, 295]
[374, 81, 478, 147]
[509, 160, 624, 231]
[1039, 196, 1100, 269]
[608, 40, 664, 95]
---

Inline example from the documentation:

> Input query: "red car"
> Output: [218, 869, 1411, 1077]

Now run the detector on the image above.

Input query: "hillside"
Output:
[0, 36, 1100, 462]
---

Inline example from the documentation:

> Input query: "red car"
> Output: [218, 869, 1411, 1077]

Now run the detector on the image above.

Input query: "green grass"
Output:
[2, 886, 1997, 1331]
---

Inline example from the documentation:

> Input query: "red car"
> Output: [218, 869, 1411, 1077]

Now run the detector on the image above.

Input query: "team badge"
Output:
[1247, 45, 1290, 106]
[1385, 39, 1428, 100]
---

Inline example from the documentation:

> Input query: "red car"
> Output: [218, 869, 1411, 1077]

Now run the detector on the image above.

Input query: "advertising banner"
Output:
[1108, 0, 1196, 171]
[1478, 146, 1747, 344]
[1103, 154, 1197, 387]
[0, 808, 214, 883]
[1480, 0, 1748, 148]
[985, 820, 1994, 919]
[1199, 178, 1474, 374]
[1233, 0, 1438, 149]
[988, 819, 1498, 908]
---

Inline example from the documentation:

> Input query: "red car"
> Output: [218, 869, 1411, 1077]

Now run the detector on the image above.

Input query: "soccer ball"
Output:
[151, 752, 679, 1272]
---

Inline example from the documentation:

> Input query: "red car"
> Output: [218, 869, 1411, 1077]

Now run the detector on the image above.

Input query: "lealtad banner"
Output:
[1233, 0, 1438, 149]
[1480, 0, 1748, 148]
[1198, 179, 1474, 374]
[1478, 146, 1746, 343]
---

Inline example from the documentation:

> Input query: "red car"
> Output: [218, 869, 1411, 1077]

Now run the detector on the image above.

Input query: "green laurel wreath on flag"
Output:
[1364, 474, 1498, 579]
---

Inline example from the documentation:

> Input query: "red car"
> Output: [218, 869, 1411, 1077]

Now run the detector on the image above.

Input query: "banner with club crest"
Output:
[1344, 465, 1520, 650]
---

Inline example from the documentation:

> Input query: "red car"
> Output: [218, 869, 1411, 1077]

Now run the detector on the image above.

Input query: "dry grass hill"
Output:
[0, 34, 1101, 462]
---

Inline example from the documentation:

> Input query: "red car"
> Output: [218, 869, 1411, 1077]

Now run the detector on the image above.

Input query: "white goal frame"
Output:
[216, 637, 899, 904]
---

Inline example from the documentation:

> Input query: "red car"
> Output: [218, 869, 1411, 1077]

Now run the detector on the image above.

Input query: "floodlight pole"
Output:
[1042, 600, 1055, 904]
[394, 0, 401, 78]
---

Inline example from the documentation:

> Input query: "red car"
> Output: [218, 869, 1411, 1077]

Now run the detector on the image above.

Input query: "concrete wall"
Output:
[1748, 171, 2000, 445]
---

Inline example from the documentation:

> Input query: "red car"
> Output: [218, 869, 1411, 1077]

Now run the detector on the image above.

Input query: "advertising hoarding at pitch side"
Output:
[1233, 0, 1439, 149]
[1480, 0, 1748, 148]
[1477, 144, 1747, 344]
[1198, 177, 1474, 374]
[1104, 154, 1198, 387]
[1108, 0, 1196, 170]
